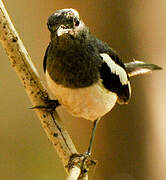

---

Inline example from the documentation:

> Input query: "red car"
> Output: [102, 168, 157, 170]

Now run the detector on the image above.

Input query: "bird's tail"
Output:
[125, 60, 162, 77]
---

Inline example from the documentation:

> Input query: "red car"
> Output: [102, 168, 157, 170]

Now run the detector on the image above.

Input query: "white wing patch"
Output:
[100, 53, 128, 85]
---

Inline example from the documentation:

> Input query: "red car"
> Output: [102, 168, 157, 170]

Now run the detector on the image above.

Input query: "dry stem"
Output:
[0, 0, 77, 172]
[0, 1, 98, 179]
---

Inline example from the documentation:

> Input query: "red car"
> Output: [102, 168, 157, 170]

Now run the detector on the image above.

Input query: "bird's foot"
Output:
[29, 99, 60, 111]
[67, 153, 97, 178]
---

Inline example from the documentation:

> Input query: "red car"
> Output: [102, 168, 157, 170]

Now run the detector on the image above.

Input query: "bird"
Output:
[43, 8, 162, 155]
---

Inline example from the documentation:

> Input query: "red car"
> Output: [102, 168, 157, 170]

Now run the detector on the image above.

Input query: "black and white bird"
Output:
[43, 8, 161, 155]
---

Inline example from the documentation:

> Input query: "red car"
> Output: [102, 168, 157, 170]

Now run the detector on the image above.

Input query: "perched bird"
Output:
[43, 8, 162, 155]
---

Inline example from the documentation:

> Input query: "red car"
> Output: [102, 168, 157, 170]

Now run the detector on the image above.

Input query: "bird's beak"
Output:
[57, 26, 72, 36]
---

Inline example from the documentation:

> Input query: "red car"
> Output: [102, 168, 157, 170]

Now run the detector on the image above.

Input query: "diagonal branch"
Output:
[0, 1, 97, 179]
[0, 0, 77, 172]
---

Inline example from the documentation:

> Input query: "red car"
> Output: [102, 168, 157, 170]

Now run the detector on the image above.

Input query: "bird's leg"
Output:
[29, 99, 60, 111]
[67, 119, 100, 178]
[86, 118, 100, 156]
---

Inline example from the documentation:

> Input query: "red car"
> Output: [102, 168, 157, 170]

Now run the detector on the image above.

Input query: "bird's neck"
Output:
[51, 29, 89, 48]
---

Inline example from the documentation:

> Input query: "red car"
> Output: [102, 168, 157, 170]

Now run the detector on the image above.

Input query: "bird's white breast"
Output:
[46, 71, 117, 121]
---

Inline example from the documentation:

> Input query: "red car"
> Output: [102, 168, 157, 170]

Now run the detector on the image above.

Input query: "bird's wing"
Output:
[99, 52, 131, 104]
[43, 43, 51, 72]
[92, 37, 131, 104]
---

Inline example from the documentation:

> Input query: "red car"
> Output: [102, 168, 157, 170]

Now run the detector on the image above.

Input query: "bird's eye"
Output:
[75, 20, 80, 26]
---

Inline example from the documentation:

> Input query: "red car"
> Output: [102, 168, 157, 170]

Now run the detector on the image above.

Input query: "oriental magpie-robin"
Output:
[43, 8, 162, 155]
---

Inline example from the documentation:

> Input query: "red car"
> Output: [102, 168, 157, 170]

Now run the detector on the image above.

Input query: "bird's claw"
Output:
[67, 153, 97, 178]
[29, 99, 60, 111]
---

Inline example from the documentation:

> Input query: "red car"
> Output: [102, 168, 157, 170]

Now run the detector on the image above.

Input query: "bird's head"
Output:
[47, 8, 87, 39]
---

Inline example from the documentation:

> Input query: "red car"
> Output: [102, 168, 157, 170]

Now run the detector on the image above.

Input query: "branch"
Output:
[66, 166, 81, 180]
[0, 1, 97, 179]
[0, 0, 77, 171]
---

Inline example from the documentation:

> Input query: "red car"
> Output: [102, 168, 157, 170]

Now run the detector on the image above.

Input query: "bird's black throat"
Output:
[46, 32, 102, 88]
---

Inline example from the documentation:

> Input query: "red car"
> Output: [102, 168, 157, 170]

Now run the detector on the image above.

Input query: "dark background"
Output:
[0, 0, 165, 180]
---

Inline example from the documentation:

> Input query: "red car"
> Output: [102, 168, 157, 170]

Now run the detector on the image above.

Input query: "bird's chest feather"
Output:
[46, 71, 117, 121]
[46, 41, 101, 88]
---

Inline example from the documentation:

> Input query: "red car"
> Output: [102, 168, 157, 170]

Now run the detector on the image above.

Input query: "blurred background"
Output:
[0, 0, 165, 180]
